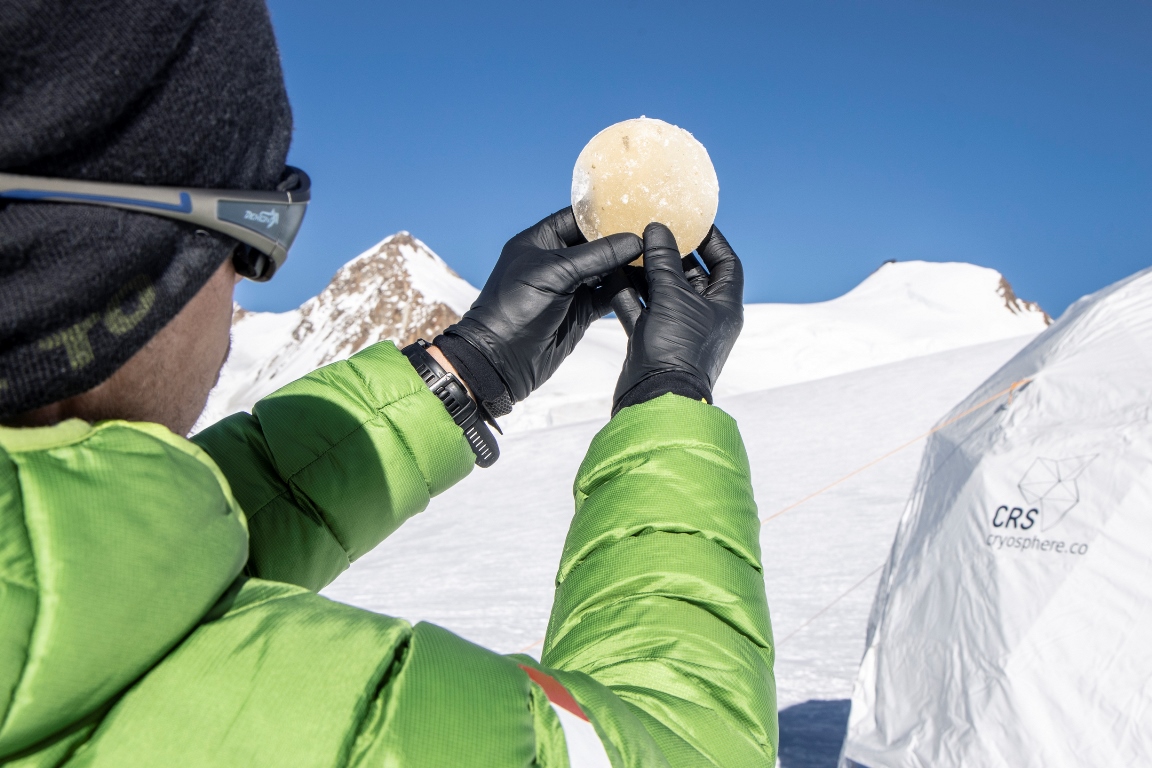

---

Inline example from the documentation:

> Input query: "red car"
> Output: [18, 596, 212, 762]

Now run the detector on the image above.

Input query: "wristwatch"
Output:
[402, 339, 499, 468]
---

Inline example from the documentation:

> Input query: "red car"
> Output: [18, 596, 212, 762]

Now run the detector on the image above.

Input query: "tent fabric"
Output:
[841, 266, 1152, 767]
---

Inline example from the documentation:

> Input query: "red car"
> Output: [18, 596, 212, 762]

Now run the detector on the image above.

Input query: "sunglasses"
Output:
[0, 167, 310, 281]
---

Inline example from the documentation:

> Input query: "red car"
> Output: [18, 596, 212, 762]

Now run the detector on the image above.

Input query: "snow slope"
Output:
[321, 336, 1035, 711]
[517, 260, 1048, 430]
[196, 232, 478, 429]
[200, 231, 1048, 433]
[199, 235, 1052, 694]
[196, 236, 1052, 764]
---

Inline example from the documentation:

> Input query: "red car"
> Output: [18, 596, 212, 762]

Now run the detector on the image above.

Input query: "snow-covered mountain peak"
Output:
[295, 232, 478, 356]
[523, 259, 1051, 431]
[260, 230, 480, 373]
[838, 260, 1050, 324]
[198, 247, 1049, 434]
[317, 231, 479, 318]
[194, 232, 479, 429]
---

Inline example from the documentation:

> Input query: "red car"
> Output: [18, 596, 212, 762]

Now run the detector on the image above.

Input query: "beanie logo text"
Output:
[36, 276, 157, 371]
[38, 316, 101, 370]
[104, 276, 157, 335]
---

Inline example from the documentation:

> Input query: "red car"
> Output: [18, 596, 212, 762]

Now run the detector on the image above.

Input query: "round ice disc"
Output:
[571, 117, 719, 257]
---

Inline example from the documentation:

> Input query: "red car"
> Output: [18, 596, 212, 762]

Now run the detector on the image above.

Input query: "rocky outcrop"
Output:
[270, 232, 468, 373]
[196, 232, 479, 430]
[998, 276, 1051, 325]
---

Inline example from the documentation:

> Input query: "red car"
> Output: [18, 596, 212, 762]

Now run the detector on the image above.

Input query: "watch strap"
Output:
[402, 340, 499, 468]
[432, 331, 513, 426]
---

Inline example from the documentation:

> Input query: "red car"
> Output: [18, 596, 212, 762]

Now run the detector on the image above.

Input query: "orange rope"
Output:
[514, 377, 1030, 657]
[760, 378, 1031, 524]
[516, 637, 545, 654]
[777, 563, 885, 647]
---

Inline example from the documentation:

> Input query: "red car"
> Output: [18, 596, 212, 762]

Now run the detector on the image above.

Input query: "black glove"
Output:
[612, 222, 744, 415]
[436, 208, 643, 421]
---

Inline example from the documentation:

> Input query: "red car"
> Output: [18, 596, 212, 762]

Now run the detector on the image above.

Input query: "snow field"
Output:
[196, 236, 1054, 764]
[734, 337, 1032, 708]
[504, 260, 1047, 431]
[321, 334, 1036, 709]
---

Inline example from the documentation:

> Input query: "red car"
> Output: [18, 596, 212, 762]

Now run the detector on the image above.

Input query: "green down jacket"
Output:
[0, 341, 776, 766]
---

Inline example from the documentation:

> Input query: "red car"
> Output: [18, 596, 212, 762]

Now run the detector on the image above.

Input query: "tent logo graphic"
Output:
[1017, 455, 1098, 531]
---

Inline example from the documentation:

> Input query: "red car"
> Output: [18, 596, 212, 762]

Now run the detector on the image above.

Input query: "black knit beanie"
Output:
[0, 0, 293, 419]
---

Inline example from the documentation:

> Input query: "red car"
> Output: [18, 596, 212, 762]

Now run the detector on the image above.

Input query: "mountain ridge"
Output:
[197, 233, 1049, 432]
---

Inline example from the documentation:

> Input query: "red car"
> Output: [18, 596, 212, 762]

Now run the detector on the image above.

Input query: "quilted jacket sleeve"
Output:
[192, 341, 475, 592]
[540, 393, 777, 766]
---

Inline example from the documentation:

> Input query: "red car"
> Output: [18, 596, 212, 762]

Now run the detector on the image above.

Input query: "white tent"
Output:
[841, 267, 1152, 767]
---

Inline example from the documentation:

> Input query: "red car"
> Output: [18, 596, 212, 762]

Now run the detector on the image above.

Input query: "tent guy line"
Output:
[760, 378, 1032, 524]
[776, 563, 886, 647]
[517, 563, 889, 655]
[514, 377, 1032, 657]
[844, 266, 1152, 765]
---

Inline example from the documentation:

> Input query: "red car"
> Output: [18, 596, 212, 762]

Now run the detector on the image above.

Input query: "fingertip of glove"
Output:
[605, 231, 644, 258]
[643, 222, 681, 257]
[643, 221, 675, 242]
[548, 207, 587, 246]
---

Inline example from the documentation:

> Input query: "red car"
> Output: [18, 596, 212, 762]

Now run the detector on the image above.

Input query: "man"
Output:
[0, 1, 776, 765]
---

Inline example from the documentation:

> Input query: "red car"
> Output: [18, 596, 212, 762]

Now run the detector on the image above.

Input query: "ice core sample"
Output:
[571, 117, 719, 256]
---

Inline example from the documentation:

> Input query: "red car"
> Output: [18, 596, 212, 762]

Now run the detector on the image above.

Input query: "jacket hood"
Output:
[0, 419, 248, 758]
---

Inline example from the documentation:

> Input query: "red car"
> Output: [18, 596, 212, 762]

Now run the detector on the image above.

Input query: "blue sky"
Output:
[239, 0, 1151, 318]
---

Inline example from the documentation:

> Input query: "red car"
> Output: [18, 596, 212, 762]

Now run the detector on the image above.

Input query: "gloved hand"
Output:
[612, 222, 744, 415]
[435, 207, 643, 421]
